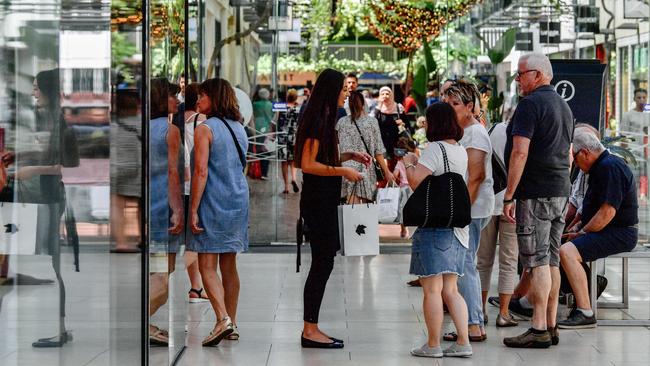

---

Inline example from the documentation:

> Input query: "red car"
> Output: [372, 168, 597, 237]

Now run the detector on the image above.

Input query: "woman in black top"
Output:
[371, 86, 405, 162]
[294, 68, 370, 349]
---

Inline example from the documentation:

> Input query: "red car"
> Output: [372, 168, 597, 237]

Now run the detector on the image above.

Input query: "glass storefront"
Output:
[0, 1, 648, 365]
[0, 0, 144, 364]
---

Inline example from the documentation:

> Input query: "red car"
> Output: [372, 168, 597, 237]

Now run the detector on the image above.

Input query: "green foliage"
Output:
[487, 28, 517, 65]
[256, 51, 408, 75]
[332, 0, 370, 40]
[111, 31, 137, 84]
[423, 39, 436, 76]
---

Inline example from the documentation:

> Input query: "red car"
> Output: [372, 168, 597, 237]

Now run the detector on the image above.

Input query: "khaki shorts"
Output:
[515, 197, 568, 268]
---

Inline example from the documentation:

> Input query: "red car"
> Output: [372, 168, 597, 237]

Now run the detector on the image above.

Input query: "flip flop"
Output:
[188, 288, 210, 303]
[443, 331, 486, 342]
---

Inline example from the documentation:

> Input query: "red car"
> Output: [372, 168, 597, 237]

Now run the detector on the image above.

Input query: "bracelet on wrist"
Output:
[503, 198, 514, 204]
[405, 163, 416, 170]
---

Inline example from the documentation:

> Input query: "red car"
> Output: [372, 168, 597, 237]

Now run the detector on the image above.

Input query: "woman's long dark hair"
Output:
[35, 69, 69, 167]
[294, 68, 344, 168]
[348, 90, 365, 123]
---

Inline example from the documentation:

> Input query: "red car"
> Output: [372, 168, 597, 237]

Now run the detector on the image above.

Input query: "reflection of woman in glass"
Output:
[189, 78, 248, 346]
[275, 88, 300, 194]
[148, 78, 184, 346]
[0, 69, 79, 347]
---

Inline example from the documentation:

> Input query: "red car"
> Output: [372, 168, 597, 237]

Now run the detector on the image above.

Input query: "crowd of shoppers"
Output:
[139, 51, 641, 355]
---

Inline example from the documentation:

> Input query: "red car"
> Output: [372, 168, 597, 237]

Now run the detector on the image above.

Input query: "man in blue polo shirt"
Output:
[558, 132, 639, 328]
[502, 52, 573, 348]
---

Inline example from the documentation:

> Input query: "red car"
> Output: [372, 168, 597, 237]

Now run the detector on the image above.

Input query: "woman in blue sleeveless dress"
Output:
[148, 78, 183, 346]
[188, 78, 249, 346]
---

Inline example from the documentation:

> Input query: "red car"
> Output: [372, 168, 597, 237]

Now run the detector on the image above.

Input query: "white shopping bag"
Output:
[338, 201, 379, 256]
[0, 202, 38, 255]
[377, 186, 401, 224]
[397, 186, 413, 224]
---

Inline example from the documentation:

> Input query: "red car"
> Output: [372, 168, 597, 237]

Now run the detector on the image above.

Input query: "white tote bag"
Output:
[377, 185, 401, 224]
[0, 202, 38, 255]
[338, 201, 379, 256]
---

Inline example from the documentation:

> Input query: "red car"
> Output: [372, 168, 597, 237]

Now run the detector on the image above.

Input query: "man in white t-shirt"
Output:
[620, 88, 649, 136]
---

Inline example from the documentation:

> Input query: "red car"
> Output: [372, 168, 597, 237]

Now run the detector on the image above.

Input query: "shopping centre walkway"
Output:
[1, 249, 649, 365]
[176, 250, 650, 366]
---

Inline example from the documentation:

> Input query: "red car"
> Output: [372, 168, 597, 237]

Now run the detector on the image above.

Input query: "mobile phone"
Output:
[394, 148, 407, 157]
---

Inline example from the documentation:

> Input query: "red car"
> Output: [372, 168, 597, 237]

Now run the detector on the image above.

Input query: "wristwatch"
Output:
[578, 229, 587, 235]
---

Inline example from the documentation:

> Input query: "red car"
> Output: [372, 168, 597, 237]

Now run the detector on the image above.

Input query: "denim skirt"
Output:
[410, 228, 466, 277]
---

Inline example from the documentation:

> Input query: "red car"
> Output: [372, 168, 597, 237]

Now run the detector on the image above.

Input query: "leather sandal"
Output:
[202, 317, 233, 347]
[149, 325, 169, 346]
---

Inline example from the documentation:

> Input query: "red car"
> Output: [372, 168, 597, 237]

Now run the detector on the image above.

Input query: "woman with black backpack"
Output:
[403, 102, 473, 358]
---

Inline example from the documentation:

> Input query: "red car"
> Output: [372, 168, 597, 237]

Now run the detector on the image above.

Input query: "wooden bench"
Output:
[589, 245, 650, 326]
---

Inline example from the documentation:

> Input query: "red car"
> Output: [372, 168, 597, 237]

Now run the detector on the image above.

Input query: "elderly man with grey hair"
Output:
[502, 52, 574, 348]
[557, 132, 639, 329]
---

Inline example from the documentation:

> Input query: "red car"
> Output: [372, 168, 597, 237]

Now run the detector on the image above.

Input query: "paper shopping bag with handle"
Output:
[338, 182, 379, 256]
[0, 202, 38, 255]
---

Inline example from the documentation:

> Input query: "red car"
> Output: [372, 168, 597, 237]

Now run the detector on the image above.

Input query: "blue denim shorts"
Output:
[410, 228, 467, 277]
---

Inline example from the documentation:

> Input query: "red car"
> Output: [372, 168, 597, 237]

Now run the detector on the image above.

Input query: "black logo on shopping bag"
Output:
[4, 223, 18, 234]
[355, 224, 366, 236]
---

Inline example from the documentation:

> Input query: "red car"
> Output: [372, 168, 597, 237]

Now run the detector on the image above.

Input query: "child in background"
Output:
[392, 137, 416, 238]
[413, 116, 428, 151]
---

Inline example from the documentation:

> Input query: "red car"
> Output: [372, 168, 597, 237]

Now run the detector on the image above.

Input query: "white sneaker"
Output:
[410, 343, 443, 358]
[443, 343, 473, 357]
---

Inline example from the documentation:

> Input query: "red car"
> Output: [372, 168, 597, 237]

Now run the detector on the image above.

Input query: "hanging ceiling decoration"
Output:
[366, 0, 483, 53]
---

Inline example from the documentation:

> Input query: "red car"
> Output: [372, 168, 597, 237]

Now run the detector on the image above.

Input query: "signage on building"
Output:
[257, 71, 317, 86]
[515, 32, 534, 51]
[576, 6, 599, 33]
[551, 60, 607, 131]
[272, 102, 287, 112]
[539, 22, 561, 44]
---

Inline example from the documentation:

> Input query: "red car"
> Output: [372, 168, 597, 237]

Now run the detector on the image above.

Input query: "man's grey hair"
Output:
[521, 52, 553, 80]
[573, 130, 605, 154]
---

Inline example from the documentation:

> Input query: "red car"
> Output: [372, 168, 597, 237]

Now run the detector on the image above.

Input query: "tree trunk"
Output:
[205, 0, 273, 79]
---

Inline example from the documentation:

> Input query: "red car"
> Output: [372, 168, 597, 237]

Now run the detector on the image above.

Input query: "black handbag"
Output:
[488, 123, 507, 194]
[351, 118, 385, 181]
[402, 142, 471, 228]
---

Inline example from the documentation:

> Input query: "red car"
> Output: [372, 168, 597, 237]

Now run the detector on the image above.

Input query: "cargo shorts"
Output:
[515, 197, 568, 268]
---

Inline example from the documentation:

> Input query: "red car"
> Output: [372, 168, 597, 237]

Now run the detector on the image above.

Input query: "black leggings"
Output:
[303, 235, 338, 323]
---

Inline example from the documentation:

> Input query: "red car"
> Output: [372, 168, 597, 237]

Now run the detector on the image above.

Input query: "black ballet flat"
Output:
[32, 332, 73, 348]
[329, 336, 344, 344]
[301, 336, 344, 349]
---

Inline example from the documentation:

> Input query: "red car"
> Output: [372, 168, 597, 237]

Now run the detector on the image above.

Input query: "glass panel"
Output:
[148, 0, 186, 364]
[0, 0, 143, 365]
[110, 0, 145, 364]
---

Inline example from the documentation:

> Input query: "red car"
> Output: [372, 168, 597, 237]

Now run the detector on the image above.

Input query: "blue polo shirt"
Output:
[581, 150, 638, 228]
[504, 85, 574, 199]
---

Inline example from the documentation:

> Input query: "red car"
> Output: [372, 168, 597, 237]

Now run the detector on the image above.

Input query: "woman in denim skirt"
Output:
[402, 102, 473, 358]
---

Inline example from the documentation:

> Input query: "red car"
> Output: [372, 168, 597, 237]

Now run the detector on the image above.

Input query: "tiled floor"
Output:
[1, 249, 649, 365]
[175, 251, 650, 366]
